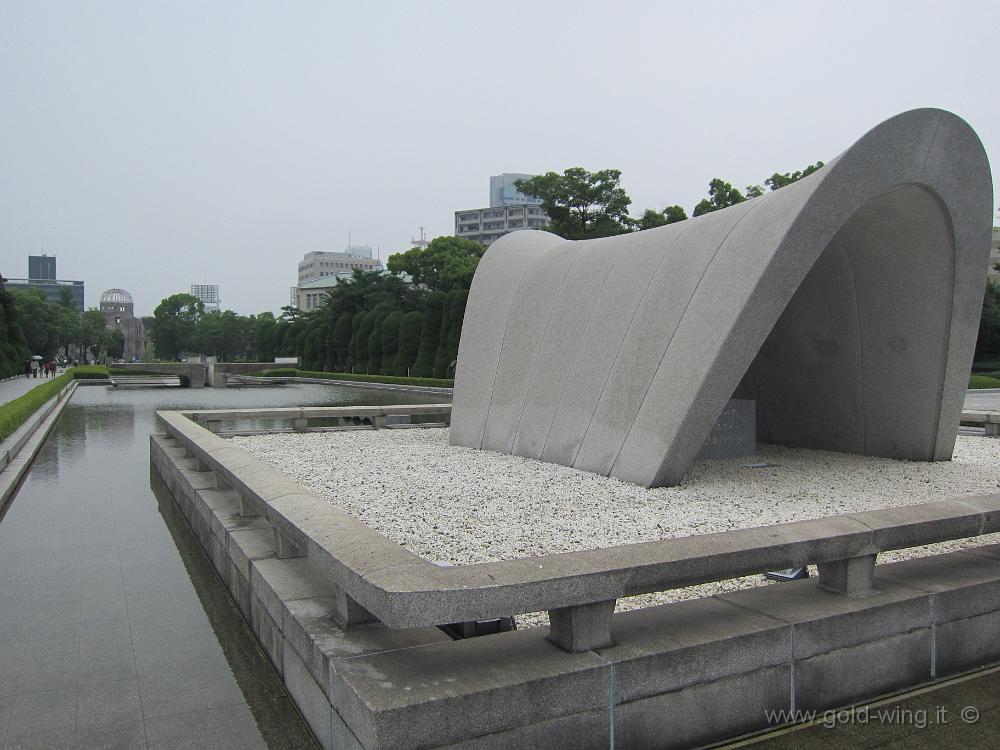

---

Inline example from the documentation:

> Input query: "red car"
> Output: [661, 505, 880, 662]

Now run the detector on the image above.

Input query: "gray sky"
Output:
[2, 0, 998, 316]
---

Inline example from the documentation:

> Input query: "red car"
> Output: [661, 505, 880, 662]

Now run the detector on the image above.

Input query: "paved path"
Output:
[0, 373, 61, 408]
[964, 389, 1000, 412]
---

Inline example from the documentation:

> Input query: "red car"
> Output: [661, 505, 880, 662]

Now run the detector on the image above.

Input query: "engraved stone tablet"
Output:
[696, 399, 756, 459]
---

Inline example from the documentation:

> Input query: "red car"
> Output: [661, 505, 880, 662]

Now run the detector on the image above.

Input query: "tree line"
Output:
[0, 282, 125, 376]
[149, 236, 483, 377]
[514, 162, 825, 240]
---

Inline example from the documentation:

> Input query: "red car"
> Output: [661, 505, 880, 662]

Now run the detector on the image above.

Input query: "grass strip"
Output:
[0, 372, 73, 443]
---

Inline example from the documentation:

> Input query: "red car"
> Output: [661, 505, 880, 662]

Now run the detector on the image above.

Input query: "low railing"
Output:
[157, 407, 1000, 653]
[961, 409, 1000, 436]
[180, 404, 451, 434]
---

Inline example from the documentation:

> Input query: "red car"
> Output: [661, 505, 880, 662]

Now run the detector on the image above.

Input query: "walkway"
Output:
[0, 372, 60, 408]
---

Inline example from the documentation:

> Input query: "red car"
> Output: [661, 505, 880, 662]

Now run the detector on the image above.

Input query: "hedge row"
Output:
[260, 369, 454, 389]
[0, 372, 73, 443]
[969, 374, 1000, 389]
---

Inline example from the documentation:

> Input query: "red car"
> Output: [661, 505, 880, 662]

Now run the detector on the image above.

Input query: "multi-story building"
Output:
[295, 276, 340, 312]
[454, 174, 549, 246]
[297, 247, 382, 286]
[100, 288, 145, 362]
[454, 204, 550, 246]
[290, 246, 384, 310]
[190, 284, 221, 311]
[28, 254, 57, 281]
[6, 254, 84, 311]
[489, 173, 543, 208]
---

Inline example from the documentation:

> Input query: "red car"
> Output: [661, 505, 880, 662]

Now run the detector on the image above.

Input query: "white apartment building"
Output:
[296, 247, 382, 286]
[291, 246, 384, 309]
[454, 204, 550, 246]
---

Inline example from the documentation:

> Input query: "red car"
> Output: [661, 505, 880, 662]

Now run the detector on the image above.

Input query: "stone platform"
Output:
[151, 409, 1000, 749]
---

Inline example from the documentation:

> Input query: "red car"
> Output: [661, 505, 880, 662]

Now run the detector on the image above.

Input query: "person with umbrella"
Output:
[29, 356, 40, 378]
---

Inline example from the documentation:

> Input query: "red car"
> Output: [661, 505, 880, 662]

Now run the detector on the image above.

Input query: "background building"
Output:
[28, 254, 57, 280]
[297, 247, 382, 285]
[489, 173, 544, 208]
[190, 284, 221, 311]
[291, 246, 384, 308]
[6, 254, 84, 311]
[295, 276, 339, 311]
[455, 175, 549, 246]
[100, 288, 145, 361]
[454, 204, 550, 246]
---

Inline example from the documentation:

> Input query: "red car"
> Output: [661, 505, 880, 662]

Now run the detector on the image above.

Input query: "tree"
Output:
[765, 161, 825, 191]
[638, 205, 688, 230]
[379, 311, 403, 375]
[353, 312, 375, 373]
[386, 237, 485, 292]
[106, 329, 125, 360]
[331, 312, 353, 371]
[394, 311, 423, 376]
[195, 310, 248, 362]
[516, 168, 635, 239]
[55, 305, 80, 359]
[151, 293, 204, 360]
[79, 309, 108, 363]
[0, 278, 30, 377]
[411, 292, 445, 377]
[9, 288, 58, 357]
[367, 310, 389, 374]
[693, 179, 749, 216]
[976, 279, 1000, 361]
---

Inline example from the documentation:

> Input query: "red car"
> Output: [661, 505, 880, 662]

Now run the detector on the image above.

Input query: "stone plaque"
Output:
[696, 399, 756, 459]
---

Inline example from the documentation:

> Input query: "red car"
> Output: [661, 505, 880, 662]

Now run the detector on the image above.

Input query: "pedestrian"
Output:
[29, 358, 38, 378]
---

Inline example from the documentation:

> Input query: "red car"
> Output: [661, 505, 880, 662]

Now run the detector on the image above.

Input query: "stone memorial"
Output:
[449, 108, 993, 487]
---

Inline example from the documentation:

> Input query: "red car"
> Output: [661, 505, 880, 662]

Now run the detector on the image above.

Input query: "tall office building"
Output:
[7, 254, 84, 311]
[489, 173, 543, 208]
[28, 255, 57, 280]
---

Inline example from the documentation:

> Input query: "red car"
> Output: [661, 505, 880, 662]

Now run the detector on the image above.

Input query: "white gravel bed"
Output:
[231, 429, 1000, 627]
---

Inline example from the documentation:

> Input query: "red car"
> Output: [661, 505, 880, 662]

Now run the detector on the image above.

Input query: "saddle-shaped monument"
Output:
[450, 108, 993, 487]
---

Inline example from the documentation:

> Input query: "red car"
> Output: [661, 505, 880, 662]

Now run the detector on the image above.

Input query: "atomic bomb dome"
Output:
[99, 288, 144, 362]
[100, 288, 134, 306]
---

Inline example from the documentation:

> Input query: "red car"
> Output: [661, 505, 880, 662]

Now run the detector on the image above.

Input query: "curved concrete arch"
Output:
[450, 109, 993, 487]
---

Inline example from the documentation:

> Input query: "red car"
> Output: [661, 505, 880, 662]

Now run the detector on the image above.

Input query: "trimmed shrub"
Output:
[379, 311, 403, 375]
[0, 372, 72, 442]
[394, 311, 423, 376]
[412, 292, 445, 378]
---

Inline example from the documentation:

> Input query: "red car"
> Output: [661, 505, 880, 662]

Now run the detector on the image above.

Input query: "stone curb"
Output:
[231, 374, 453, 396]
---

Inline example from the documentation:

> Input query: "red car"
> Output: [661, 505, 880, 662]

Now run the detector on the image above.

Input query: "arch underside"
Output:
[449, 109, 991, 487]
[733, 185, 953, 460]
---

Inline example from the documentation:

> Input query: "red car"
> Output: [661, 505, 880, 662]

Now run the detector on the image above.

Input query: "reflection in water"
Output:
[1, 383, 447, 748]
[149, 470, 319, 748]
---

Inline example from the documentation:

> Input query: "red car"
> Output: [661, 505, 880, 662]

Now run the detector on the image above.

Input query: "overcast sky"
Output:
[1, 1, 998, 316]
